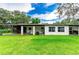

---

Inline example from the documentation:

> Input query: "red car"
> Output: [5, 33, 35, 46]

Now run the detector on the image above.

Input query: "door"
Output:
[23, 27, 26, 34]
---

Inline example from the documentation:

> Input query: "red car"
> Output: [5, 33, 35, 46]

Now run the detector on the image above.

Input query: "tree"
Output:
[0, 8, 32, 24]
[12, 10, 31, 24]
[57, 3, 79, 22]
[0, 8, 11, 24]
[32, 18, 40, 24]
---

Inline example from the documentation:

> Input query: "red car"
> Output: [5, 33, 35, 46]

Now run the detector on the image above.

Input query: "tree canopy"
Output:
[56, 3, 79, 25]
[0, 8, 32, 24]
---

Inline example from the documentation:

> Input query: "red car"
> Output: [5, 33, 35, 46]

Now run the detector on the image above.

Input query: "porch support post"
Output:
[78, 27, 79, 35]
[21, 26, 24, 35]
[33, 26, 35, 35]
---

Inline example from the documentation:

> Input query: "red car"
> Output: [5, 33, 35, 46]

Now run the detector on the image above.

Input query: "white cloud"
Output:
[41, 20, 54, 24]
[32, 9, 59, 23]
[0, 3, 34, 13]
[45, 3, 55, 7]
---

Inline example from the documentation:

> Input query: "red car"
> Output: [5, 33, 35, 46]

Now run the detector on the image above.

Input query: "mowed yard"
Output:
[0, 35, 79, 55]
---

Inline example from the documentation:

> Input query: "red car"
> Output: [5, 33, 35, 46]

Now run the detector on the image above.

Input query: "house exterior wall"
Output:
[45, 26, 69, 35]
[26, 26, 33, 34]
[35, 26, 44, 34]
[26, 26, 44, 35]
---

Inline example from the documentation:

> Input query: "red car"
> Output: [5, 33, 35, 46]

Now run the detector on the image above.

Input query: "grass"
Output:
[0, 35, 79, 55]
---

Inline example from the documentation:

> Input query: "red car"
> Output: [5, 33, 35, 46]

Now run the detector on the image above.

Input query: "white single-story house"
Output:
[1, 24, 79, 35]
[8, 24, 79, 35]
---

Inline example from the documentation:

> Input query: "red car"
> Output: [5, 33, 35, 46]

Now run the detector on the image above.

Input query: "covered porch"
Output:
[69, 25, 79, 35]
[13, 25, 45, 35]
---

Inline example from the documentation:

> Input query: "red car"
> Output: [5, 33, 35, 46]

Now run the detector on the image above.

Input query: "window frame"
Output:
[58, 27, 65, 32]
[49, 27, 55, 32]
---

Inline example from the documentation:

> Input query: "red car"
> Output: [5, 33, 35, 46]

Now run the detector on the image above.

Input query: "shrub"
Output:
[0, 29, 12, 33]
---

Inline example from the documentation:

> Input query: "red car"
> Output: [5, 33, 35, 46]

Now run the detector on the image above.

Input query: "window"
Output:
[49, 27, 55, 32]
[41, 27, 44, 29]
[29, 27, 31, 30]
[58, 27, 64, 32]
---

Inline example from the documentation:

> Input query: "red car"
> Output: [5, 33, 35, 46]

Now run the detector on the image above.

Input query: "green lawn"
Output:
[0, 35, 79, 55]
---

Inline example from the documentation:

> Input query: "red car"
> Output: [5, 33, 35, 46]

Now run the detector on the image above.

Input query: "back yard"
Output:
[0, 35, 79, 55]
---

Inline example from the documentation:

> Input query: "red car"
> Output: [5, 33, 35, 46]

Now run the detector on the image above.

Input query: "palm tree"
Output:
[32, 18, 40, 24]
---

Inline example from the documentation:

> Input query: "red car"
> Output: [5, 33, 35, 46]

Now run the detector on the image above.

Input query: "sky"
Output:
[0, 3, 60, 24]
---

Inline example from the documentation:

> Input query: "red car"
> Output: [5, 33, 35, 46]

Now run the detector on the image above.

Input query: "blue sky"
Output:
[27, 3, 59, 15]
[0, 3, 60, 23]
[27, 3, 60, 23]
